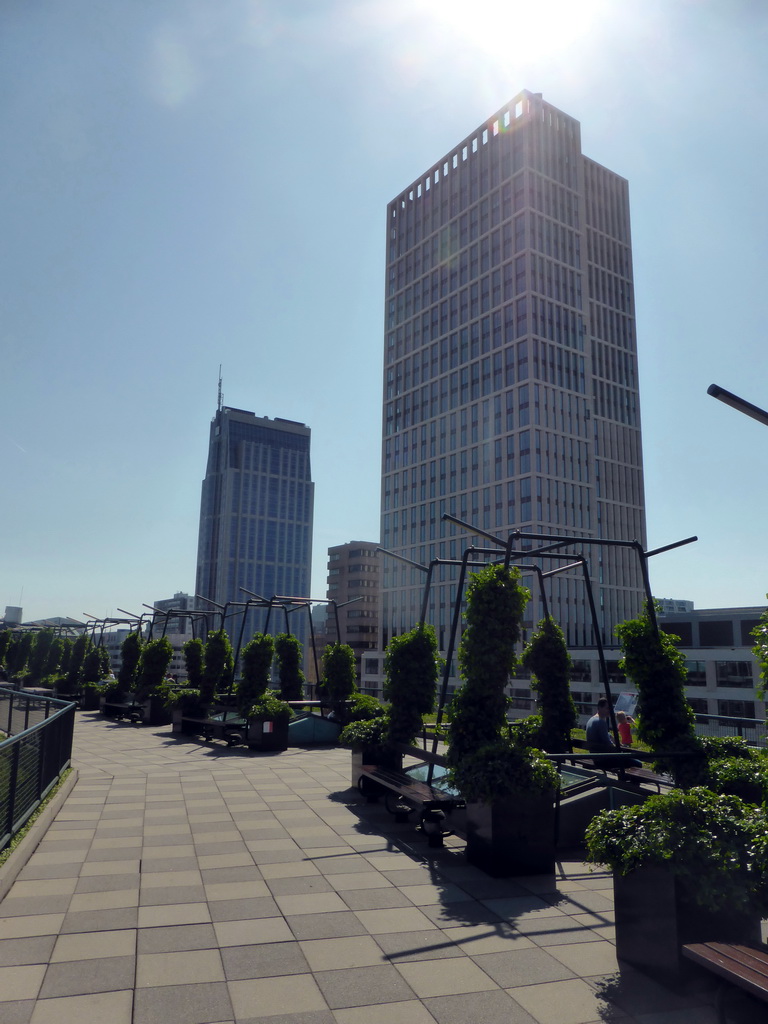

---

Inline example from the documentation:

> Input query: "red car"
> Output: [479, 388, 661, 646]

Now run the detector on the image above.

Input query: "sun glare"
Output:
[408, 0, 609, 69]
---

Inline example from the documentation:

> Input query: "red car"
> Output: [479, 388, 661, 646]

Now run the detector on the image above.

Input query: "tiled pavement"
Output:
[0, 712, 722, 1024]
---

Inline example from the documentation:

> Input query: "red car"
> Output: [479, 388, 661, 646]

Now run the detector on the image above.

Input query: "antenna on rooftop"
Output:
[217, 365, 223, 411]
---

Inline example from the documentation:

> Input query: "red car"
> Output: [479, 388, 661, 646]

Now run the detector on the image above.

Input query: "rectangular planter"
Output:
[247, 718, 289, 752]
[464, 791, 556, 877]
[613, 864, 762, 985]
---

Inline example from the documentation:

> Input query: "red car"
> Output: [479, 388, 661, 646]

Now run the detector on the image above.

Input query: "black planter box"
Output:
[464, 792, 556, 877]
[613, 864, 762, 984]
[247, 718, 289, 752]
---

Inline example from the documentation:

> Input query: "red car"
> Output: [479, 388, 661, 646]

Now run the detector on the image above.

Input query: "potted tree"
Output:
[134, 636, 174, 725]
[103, 631, 142, 715]
[521, 617, 577, 753]
[168, 637, 207, 731]
[585, 787, 768, 984]
[274, 633, 305, 701]
[616, 610, 707, 788]
[447, 563, 559, 876]
[236, 633, 292, 751]
[342, 625, 440, 789]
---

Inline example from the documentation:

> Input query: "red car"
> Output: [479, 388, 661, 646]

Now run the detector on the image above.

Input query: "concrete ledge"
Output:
[0, 768, 79, 903]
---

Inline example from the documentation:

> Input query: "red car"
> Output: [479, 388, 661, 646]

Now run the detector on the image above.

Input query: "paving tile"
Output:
[227, 975, 328, 1018]
[60, 907, 139, 933]
[213, 918, 294, 947]
[140, 885, 208, 906]
[396, 958, 499, 998]
[314, 963, 416, 1009]
[299, 935, 385, 972]
[274, 892, 349, 916]
[204, 880, 271, 901]
[133, 981, 233, 1024]
[472, 946, 576, 988]
[0, 964, 47, 999]
[507, 977, 618, 1024]
[0, 915, 65, 940]
[75, 872, 141, 893]
[419, 901, 503, 929]
[137, 948, 224, 987]
[0, 998, 35, 1024]
[258, 861, 322, 880]
[265, 875, 334, 897]
[208, 897, 281, 922]
[545, 940, 621, 978]
[442, 922, 535, 955]
[27, 989, 134, 1024]
[339, 887, 414, 911]
[137, 922, 218, 953]
[423, 989, 538, 1024]
[51, 929, 136, 961]
[138, 902, 212, 928]
[286, 912, 367, 940]
[333, 1001, 439, 1024]
[0, 937, 56, 966]
[221, 941, 311, 980]
[39, 955, 135, 998]
[373, 929, 463, 963]
[355, 906, 456, 935]
[67, 888, 138, 912]
[0, 896, 72, 917]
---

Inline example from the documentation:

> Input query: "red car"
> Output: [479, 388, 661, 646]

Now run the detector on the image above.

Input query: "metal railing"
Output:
[0, 687, 76, 852]
[692, 712, 766, 748]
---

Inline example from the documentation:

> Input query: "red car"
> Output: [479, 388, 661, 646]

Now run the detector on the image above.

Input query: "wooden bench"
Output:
[358, 742, 465, 847]
[682, 942, 768, 1022]
[622, 766, 672, 792]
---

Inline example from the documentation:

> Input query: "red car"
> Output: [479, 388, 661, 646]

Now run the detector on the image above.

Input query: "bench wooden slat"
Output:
[362, 766, 463, 807]
[682, 942, 768, 1003]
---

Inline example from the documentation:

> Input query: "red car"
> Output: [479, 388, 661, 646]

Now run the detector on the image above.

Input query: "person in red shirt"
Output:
[616, 710, 634, 746]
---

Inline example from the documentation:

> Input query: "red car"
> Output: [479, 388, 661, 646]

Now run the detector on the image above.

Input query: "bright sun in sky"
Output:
[406, 0, 611, 66]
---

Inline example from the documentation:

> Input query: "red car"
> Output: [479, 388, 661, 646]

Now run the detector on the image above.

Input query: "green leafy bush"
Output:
[346, 693, 385, 722]
[339, 714, 390, 755]
[616, 611, 706, 787]
[201, 630, 233, 706]
[522, 617, 576, 753]
[384, 624, 440, 746]
[448, 563, 530, 768]
[751, 598, 768, 700]
[182, 638, 205, 689]
[450, 739, 559, 803]
[245, 691, 294, 724]
[705, 756, 768, 804]
[134, 636, 173, 703]
[237, 634, 274, 713]
[321, 643, 357, 722]
[585, 787, 768, 917]
[275, 633, 305, 701]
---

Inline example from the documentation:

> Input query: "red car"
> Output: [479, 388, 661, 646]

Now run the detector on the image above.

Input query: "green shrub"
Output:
[450, 739, 559, 803]
[616, 611, 706, 787]
[339, 714, 390, 755]
[275, 633, 305, 701]
[245, 691, 294, 724]
[346, 693, 385, 722]
[384, 624, 440, 746]
[522, 617, 576, 753]
[448, 563, 530, 767]
[321, 643, 357, 722]
[585, 787, 768, 917]
[237, 634, 274, 713]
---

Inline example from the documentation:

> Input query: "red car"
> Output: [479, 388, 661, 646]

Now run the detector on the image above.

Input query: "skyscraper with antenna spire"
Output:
[195, 389, 314, 643]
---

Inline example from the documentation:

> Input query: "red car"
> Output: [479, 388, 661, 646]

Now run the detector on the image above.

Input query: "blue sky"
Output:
[2, 0, 767, 626]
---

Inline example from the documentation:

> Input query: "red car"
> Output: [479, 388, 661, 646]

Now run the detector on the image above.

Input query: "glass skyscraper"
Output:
[195, 407, 314, 644]
[380, 90, 647, 658]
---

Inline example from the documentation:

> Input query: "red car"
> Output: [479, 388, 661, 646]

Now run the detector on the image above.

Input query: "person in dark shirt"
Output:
[586, 698, 641, 769]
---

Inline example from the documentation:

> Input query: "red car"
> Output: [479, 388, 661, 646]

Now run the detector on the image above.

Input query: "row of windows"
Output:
[590, 303, 636, 353]
[587, 263, 633, 316]
[586, 227, 631, 279]
[591, 340, 637, 390]
[583, 158, 631, 245]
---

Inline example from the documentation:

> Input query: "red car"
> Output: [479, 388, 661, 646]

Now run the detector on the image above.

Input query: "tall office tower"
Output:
[195, 407, 314, 644]
[380, 90, 646, 658]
